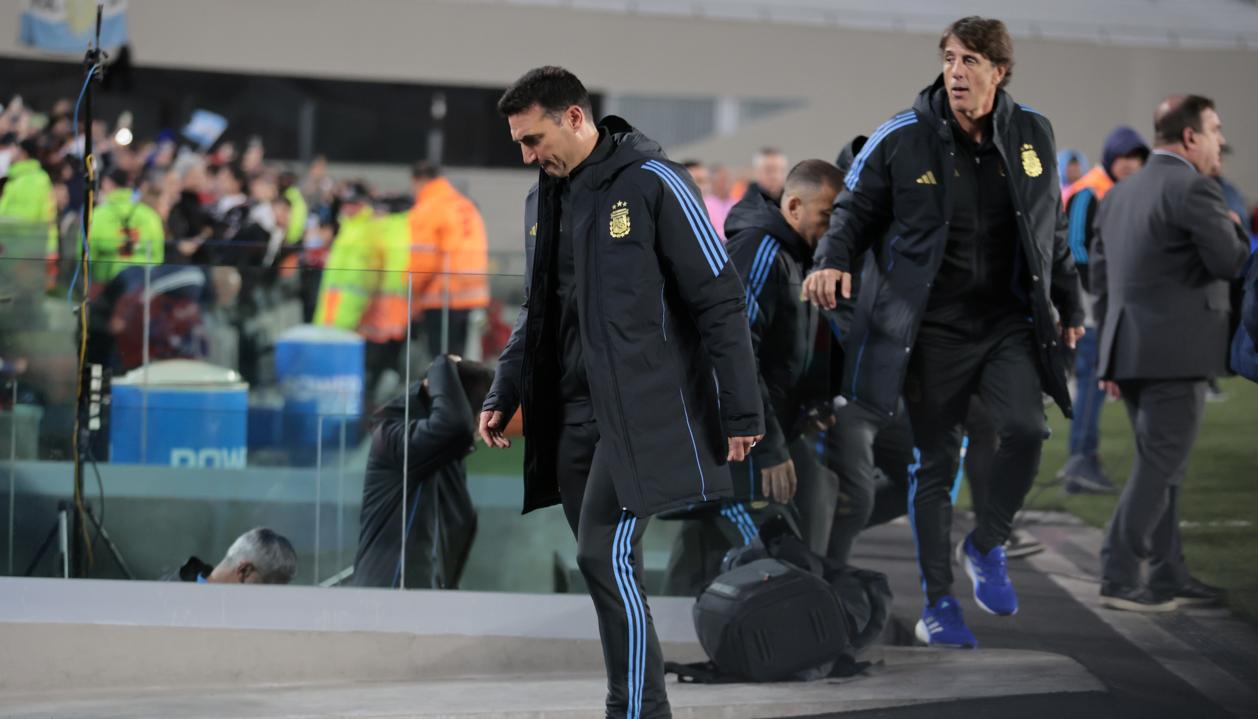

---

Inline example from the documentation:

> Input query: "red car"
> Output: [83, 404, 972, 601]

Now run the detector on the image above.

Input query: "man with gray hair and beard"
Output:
[173, 527, 298, 584]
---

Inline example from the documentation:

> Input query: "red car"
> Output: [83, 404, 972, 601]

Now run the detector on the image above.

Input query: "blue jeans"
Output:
[1069, 327, 1104, 457]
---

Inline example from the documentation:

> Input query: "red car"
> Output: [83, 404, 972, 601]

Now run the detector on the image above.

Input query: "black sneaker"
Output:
[1173, 577, 1226, 607]
[1100, 584, 1178, 613]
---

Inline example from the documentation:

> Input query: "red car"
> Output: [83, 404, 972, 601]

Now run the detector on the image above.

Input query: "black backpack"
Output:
[672, 515, 892, 683]
[693, 557, 848, 682]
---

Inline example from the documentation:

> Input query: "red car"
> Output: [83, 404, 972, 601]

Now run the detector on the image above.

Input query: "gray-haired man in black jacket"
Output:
[480, 66, 763, 718]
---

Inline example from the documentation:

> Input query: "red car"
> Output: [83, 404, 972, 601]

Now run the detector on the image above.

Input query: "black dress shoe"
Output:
[1174, 577, 1226, 607]
[1100, 584, 1178, 613]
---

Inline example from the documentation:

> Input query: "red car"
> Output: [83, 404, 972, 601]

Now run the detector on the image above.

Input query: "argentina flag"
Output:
[20, 0, 128, 54]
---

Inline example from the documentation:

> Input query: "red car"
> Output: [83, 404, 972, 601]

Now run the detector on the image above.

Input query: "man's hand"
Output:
[761, 459, 797, 504]
[1061, 325, 1086, 350]
[727, 434, 764, 462]
[805, 405, 836, 433]
[478, 409, 512, 449]
[1098, 381, 1121, 400]
[800, 268, 852, 310]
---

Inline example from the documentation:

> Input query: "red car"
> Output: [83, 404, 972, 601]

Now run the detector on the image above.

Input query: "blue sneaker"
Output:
[915, 595, 977, 648]
[962, 532, 1018, 616]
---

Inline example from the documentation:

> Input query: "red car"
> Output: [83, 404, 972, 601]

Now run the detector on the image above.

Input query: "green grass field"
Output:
[467, 378, 1258, 622]
[1020, 376, 1258, 623]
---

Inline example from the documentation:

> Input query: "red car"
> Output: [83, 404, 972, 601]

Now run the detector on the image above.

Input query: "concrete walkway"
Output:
[860, 514, 1258, 719]
[3, 511, 1256, 718]
[0, 647, 1099, 719]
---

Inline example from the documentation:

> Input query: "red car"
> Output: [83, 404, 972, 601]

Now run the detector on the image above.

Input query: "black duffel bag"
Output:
[693, 557, 849, 682]
[674, 515, 892, 684]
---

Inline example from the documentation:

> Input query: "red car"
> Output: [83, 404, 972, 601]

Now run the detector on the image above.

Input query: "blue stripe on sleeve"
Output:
[846, 111, 918, 190]
[746, 235, 780, 324]
[1067, 189, 1093, 264]
[744, 235, 775, 313]
[643, 160, 729, 275]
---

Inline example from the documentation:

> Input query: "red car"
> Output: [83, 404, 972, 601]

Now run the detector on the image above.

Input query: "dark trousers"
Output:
[904, 323, 1046, 603]
[576, 434, 671, 719]
[556, 421, 600, 537]
[828, 399, 991, 563]
[825, 400, 915, 564]
[1101, 379, 1205, 592]
[364, 339, 404, 409]
[422, 308, 471, 358]
[963, 396, 997, 519]
[660, 436, 826, 597]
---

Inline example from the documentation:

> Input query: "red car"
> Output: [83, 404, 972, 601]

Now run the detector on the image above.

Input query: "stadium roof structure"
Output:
[489, 0, 1258, 50]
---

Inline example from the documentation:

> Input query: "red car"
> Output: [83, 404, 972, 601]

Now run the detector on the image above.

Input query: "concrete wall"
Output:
[2, 0, 1255, 197]
[0, 577, 705, 690]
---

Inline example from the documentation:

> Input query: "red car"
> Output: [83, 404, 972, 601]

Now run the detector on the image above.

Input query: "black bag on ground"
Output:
[693, 557, 848, 682]
[676, 513, 893, 683]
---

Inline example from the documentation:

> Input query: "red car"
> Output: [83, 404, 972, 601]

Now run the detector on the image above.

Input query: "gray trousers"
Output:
[1101, 379, 1206, 592]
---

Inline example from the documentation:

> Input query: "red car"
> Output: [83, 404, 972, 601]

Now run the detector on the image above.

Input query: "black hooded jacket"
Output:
[484, 117, 763, 517]
[814, 77, 1082, 420]
[353, 355, 477, 589]
[724, 189, 820, 474]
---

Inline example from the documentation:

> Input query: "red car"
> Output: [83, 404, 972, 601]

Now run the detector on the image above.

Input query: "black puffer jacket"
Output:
[724, 189, 820, 492]
[487, 117, 763, 517]
[814, 77, 1081, 420]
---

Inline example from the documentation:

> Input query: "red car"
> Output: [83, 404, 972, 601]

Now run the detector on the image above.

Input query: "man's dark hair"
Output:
[757, 147, 784, 158]
[681, 159, 704, 171]
[105, 167, 130, 189]
[455, 359, 495, 415]
[940, 16, 1014, 88]
[497, 66, 592, 119]
[1154, 95, 1215, 146]
[835, 135, 868, 177]
[411, 160, 441, 181]
[17, 137, 40, 160]
[277, 170, 298, 192]
[784, 159, 844, 198]
[218, 162, 247, 192]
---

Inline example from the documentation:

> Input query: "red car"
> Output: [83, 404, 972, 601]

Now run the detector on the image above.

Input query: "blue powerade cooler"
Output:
[274, 324, 364, 465]
[110, 360, 249, 468]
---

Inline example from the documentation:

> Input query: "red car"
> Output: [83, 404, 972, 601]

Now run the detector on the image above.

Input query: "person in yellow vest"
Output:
[0, 138, 57, 264]
[408, 162, 489, 358]
[314, 183, 376, 332]
[278, 170, 309, 246]
[87, 169, 165, 286]
[360, 196, 414, 404]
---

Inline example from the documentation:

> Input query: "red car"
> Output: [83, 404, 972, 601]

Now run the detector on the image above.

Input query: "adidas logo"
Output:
[916, 170, 938, 185]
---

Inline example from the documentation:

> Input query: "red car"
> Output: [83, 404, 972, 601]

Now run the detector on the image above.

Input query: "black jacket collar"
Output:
[915, 74, 1016, 143]
[724, 187, 810, 263]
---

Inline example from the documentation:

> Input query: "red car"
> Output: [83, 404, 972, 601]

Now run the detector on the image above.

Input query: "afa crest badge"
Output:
[609, 200, 631, 238]
[1020, 144, 1043, 178]
[529, 223, 537, 237]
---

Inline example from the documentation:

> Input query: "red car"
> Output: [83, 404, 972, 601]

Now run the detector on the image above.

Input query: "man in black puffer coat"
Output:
[481, 67, 763, 719]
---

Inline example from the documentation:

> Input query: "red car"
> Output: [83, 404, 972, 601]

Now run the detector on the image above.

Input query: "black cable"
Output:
[84, 444, 106, 555]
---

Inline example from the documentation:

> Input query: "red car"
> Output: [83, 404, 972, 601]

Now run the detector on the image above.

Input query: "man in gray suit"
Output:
[1091, 95, 1250, 613]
